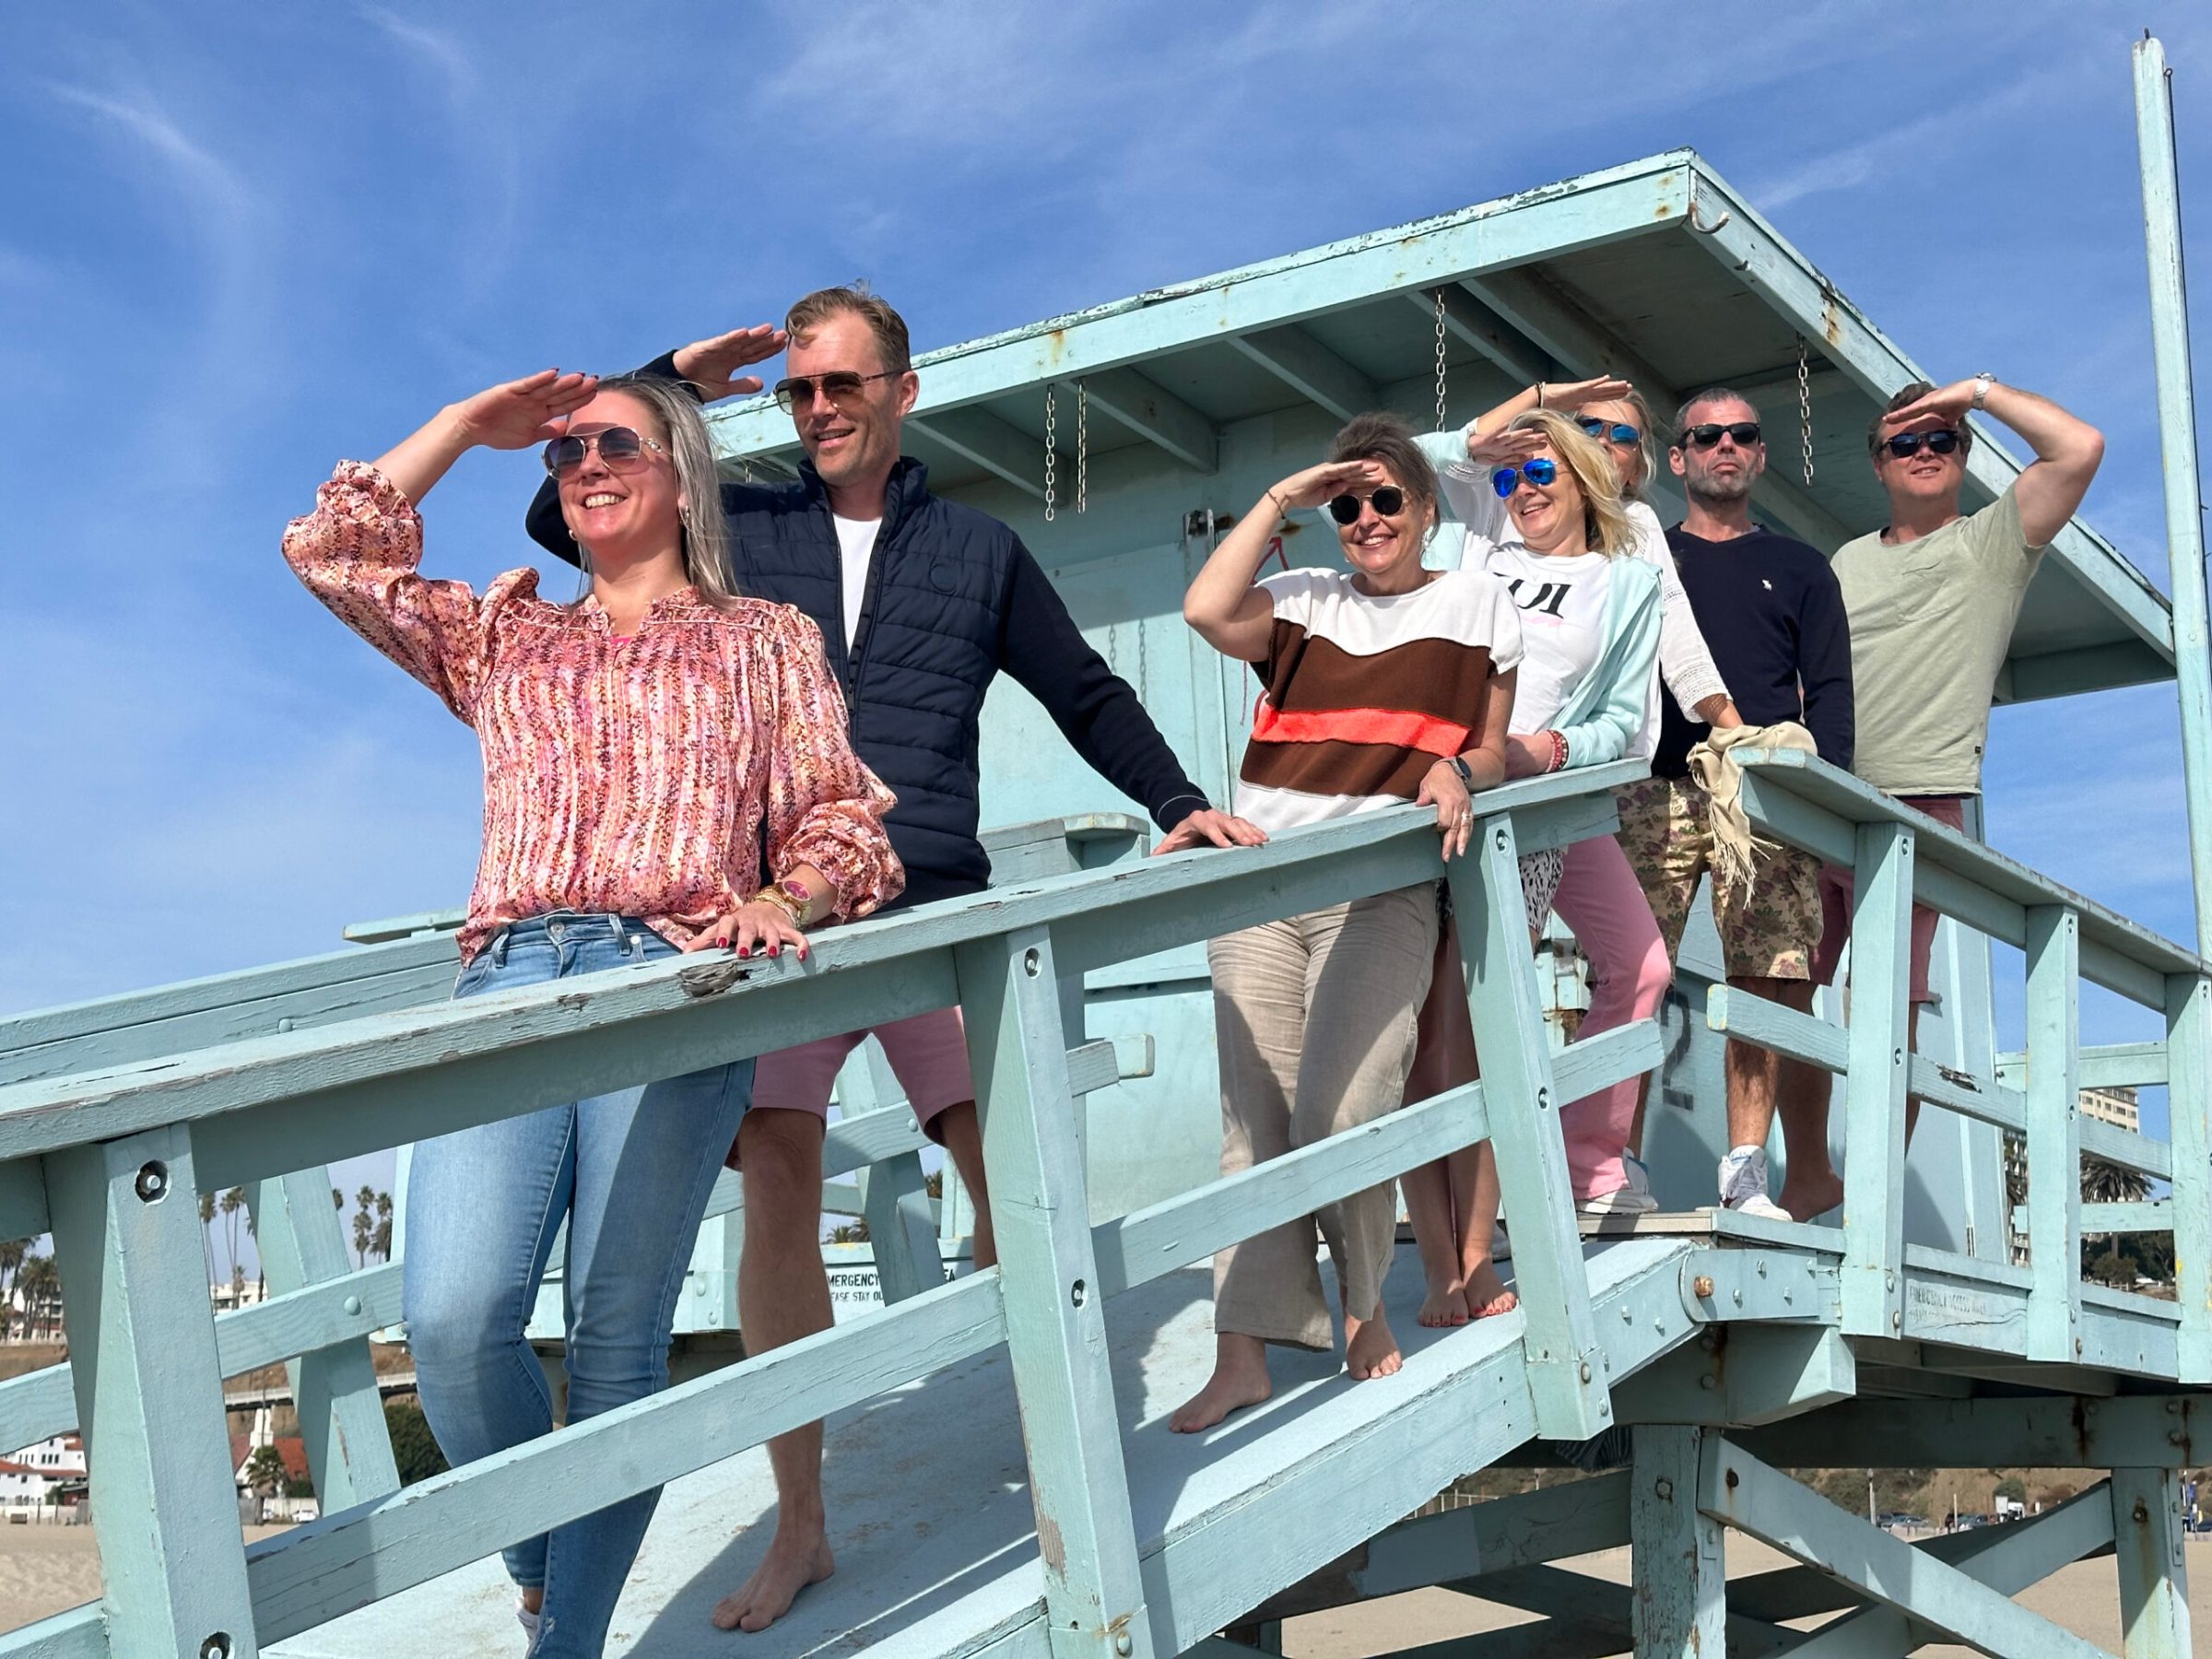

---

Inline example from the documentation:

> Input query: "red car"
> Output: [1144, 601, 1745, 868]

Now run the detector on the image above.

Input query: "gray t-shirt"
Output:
[1830, 483, 2045, 795]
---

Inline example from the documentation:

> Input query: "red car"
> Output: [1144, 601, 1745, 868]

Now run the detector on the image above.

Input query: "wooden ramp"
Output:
[271, 1238, 1700, 1658]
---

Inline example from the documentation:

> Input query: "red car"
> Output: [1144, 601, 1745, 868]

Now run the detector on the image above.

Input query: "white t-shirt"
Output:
[1477, 544, 1612, 735]
[833, 515, 881, 648]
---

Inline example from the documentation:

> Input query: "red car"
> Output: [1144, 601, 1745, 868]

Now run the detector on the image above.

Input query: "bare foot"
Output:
[1777, 1168, 1845, 1224]
[712, 1523, 836, 1634]
[1418, 1268, 1470, 1327]
[1171, 1335, 1272, 1432]
[1464, 1259, 1519, 1320]
[1344, 1309, 1402, 1381]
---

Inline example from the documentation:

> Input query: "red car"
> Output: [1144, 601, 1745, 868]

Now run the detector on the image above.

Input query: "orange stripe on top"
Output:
[1250, 701, 1473, 757]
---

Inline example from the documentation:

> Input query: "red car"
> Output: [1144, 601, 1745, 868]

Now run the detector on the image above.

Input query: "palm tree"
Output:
[353, 1185, 377, 1268]
[0, 1239, 25, 1337]
[16, 1255, 59, 1341]
[199, 1191, 218, 1283]
[219, 1187, 246, 1286]
[372, 1192, 394, 1263]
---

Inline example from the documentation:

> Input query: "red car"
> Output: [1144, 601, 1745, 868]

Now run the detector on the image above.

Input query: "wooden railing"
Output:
[1710, 748, 2212, 1382]
[0, 763, 1654, 1659]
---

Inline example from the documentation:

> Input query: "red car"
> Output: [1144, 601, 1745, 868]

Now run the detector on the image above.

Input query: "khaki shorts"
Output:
[1615, 775, 1821, 982]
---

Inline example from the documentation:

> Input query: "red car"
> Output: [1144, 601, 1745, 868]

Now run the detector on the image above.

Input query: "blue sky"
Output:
[7, 4, 2212, 1261]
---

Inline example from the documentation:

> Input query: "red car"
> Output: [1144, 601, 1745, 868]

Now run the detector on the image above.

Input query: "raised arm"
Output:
[1881, 377, 2105, 548]
[1183, 460, 1382, 659]
[284, 371, 597, 719]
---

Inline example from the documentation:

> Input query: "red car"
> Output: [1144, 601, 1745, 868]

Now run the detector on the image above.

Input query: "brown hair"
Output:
[1505, 408, 1637, 556]
[785, 284, 912, 374]
[1868, 380, 1971, 454]
[1592, 385, 1662, 498]
[1325, 411, 1440, 516]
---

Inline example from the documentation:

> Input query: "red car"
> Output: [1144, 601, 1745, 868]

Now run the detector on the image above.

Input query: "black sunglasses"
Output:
[542, 427, 667, 477]
[1327, 486, 1406, 524]
[1678, 422, 1763, 450]
[1577, 417, 1641, 445]
[1883, 429, 1961, 458]
[772, 369, 901, 413]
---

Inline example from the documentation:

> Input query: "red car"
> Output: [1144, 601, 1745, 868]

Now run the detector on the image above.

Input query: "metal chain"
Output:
[1433, 289, 1450, 430]
[1076, 381, 1088, 515]
[1043, 386, 1057, 522]
[1796, 334, 1815, 488]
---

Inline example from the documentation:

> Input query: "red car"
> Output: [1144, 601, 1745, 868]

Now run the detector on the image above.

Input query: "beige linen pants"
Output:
[1206, 883, 1438, 1349]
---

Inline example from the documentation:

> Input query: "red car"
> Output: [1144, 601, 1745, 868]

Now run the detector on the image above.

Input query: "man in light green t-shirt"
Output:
[1789, 376, 2103, 1218]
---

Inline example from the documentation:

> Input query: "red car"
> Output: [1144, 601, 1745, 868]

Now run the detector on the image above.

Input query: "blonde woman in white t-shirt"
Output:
[1401, 409, 1665, 1325]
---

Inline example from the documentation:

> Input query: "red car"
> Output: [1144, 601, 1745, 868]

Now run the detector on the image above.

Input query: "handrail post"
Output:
[955, 924, 1152, 1658]
[47, 1124, 259, 1656]
[1453, 810, 1608, 1439]
[2165, 971, 2212, 1382]
[2025, 905, 2083, 1362]
[248, 1168, 401, 1507]
[1840, 820, 1913, 1337]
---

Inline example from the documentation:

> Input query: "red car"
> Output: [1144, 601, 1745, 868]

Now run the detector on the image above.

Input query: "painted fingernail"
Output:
[715, 936, 729, 948]
[737, 946, 750, 958]
[768, 945, 781, 957]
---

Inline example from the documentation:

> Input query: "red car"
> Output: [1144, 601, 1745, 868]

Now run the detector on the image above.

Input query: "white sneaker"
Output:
[1718, 1147, 1794, 1221]
[517, 1602, 542, 1653]
[1579, 1183, 1659, 1217]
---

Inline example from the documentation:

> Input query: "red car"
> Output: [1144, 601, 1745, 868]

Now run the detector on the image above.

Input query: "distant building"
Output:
[2004, 1086, 2149, 1265]
[2080, 1086, 2140, 1132]
[6, 1435, 85, 1481]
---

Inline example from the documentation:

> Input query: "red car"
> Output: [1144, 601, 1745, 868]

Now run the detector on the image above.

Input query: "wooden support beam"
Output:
[1631, 1425, 1724, 1657]
[2112, 1467, 2194, 1658]
[1840, 819, 1913, 1339]
[248, 1169, 401, 1511]
[1738, 1394, 2212, 1469]
[1452, 811, 1607, 1437]
[1466, 265, 1857, 550]
[1784, 1478, 2119, 1655]
[956, 924, 1151, 1657]
[1995, 1039, 2169, 1091]
[906, 406, 1049, 500]
[47, 1124, 260, 1657]
[1614, 1325, 1855, 1428]
[2025, 905, 2084, 1362]
[2165, 972, 2212, 1382]
[858, 1153, 942, 1305]
[1699, 1437, 2109, 1659]
[1081, 367, 1219, 473]
[1427, 1561, 1796, 1659]
[1230, 325, 1380, 423]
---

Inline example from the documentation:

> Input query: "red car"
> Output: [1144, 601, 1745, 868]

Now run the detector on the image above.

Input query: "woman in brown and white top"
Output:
[1167, 412, 1524, 1433]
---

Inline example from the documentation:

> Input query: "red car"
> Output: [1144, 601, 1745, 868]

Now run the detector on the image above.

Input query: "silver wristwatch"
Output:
[1971, 372, 1995, 410]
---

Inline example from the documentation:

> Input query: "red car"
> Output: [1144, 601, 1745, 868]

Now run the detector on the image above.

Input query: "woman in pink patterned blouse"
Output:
[283, 367, 901, 1658]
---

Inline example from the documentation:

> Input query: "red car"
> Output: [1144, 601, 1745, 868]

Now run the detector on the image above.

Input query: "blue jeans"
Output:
[403, 912, 752, 1658]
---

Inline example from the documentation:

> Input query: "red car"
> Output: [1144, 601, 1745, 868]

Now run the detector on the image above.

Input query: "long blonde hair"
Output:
[1506, 408, 1637, 556]
[572, 375, 740, 607]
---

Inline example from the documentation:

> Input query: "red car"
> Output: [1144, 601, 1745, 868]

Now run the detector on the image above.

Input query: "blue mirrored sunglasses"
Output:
[1491, 457, 1559, 498]
[1576, 417, 1641, 445]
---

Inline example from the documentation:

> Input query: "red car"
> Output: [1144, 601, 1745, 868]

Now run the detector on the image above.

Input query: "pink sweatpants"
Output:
[1550, 833, 1672, 1200]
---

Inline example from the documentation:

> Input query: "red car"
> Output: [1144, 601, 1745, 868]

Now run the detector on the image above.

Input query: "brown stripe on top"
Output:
[1241, 737, 1440, 802]
[1260, 625, 1498, 726]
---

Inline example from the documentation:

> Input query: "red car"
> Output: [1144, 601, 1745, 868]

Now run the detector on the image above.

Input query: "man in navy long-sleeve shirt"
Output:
[526, 291, 1261, 1636]
[1614, 387, 1853, 1223]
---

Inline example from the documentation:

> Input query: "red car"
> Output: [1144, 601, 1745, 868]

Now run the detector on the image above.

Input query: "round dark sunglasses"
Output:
[542, 427, 667, 478]
[1327, 486, 1406, 524]
[1576, 417, 1641, 444]
[1678, 422, 1763, 450]
[1884, 429, 1961, 458]
[1491, 457, 1559, 498]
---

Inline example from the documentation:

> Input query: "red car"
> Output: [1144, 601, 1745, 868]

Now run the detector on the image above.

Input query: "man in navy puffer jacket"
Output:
[527, 287, 1260, 1634]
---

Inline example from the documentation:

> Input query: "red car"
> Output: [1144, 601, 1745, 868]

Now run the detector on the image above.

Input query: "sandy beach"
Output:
[1288, 1532, 2212, 1656]
[0, 1522, 290, 1635]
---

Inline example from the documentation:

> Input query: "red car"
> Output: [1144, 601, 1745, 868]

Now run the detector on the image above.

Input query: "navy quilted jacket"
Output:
[527, 393, 1209, 911]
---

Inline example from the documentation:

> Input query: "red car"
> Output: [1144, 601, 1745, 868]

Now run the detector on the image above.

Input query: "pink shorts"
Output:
[740, 1006, 975, 1159]
[1810, 794, 1969, 1006]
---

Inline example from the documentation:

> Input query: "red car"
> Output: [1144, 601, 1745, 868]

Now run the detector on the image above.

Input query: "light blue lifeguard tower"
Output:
[2, 37, 2208, 1659]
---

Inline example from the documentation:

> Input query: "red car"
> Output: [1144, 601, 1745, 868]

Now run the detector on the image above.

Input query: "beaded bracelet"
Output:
[1546, 730, 1570, 773]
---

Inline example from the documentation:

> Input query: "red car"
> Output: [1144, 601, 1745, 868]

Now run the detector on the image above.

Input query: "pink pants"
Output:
[1550, 833, 1672, 1200]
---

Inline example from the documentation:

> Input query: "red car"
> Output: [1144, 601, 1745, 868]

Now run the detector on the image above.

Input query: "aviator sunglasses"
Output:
[1327, 486, 1406, 524]
[1490, 457, 1559, 498]
[1678, 422, 1763, 450]
[772, 369, 902, 413]
[1883, 429, 1961, 458]
[542, 427, 667, 477]
[1576, 416, 1641, 445]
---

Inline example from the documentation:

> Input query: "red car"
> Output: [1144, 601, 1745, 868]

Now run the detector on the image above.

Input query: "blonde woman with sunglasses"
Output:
[282, 369, 900, 1657]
